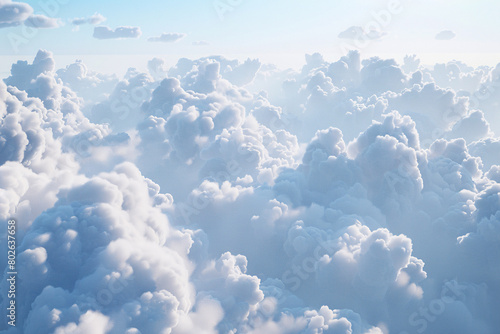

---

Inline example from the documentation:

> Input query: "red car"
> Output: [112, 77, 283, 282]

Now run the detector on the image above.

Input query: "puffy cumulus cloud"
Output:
[71, 13, 106, 26]
[245, 305, 384, 333]
[0, 80, 85, 228]
[448, 110, 493, 143]
[24, 14, 60, 29]
[0, 163, 194, 333]
[53, 310, 112, 334]
[148, 32, 186, 43]
[246, 50, 496, 148]
[249, 52, 408, 142]
[224, 58, 262, 87]
[134, 58, 295, 199]
[457, 185, 500, 284]
[2, 50, 500, 334]
[251, 52, 385, 142]
[485, 165, 500, 183]
[147, 57, 168, 81]
[173, 296, 224, 334]
[90, 68, 154, 131]
[348, 115, 423, 215]
[312, 224, 425, 318]
[275, 127, 355, 206]
[93, 25, 142, 39]
[429, 60, 487, 93]
[347, 111, 420, 155]
[171, 180, 295, 277]
[199, 122, 299, 184]
[0, 0, 33, 28]
[3, 50, 91, 122]
[448, 187, 500, 333]
[135, 99, 298, 198]
[3, 50, 104, 115]
[426, 138, 482, 191]
[180, 59, 225, 94]
[192, 252, 264, 331]
[0, 51, 133, 225]
[56, 60, 118, 105]
[435, 30, 456, 40]
[468, 63, 500, 135]
[4, 49, 55, 91]
[402, 54, 421, 74]
[168, 56, 262, 87]
[469, 138, 500, 171]
[273, 111, 422, 218]
[387, 83, 468, 145]
[360, 57, 406, 95]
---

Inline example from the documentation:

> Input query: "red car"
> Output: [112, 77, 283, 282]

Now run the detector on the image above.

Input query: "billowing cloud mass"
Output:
[148, 32, 186, 43]
[1, 48, 499, 334]
[435, 30, 456, 40]
[93, 26, 142, 39]
[72, 13, 106, 26]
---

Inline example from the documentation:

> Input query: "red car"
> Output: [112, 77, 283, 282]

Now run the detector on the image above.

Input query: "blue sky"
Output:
[1, 0, 500, 72]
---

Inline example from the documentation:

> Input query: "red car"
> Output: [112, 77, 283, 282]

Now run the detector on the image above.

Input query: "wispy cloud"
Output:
[148, 32, 186, 43]
[93, 25, 142, 39]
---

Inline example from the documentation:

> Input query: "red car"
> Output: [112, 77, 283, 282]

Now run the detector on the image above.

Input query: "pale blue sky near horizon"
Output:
[1, 0, 500, 76]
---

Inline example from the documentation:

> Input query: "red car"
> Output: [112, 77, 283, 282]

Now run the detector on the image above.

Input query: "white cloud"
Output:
[56, 59, 118, 104]
[435, 30, 456, 40]
[148, 32, 186, 43]
[0, 0, 33, 28]
[469, 138, 500, 170]
[53, 311, 112, 334]
[448, 110, 492, 143]
[93, 25, 142, 39]
[0, 1, 62, 30]
[24, 14, 60, 28]
[71, 13, 106, 25]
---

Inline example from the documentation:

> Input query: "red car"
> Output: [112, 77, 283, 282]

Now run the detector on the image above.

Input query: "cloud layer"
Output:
[0, 49, 499, 334]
